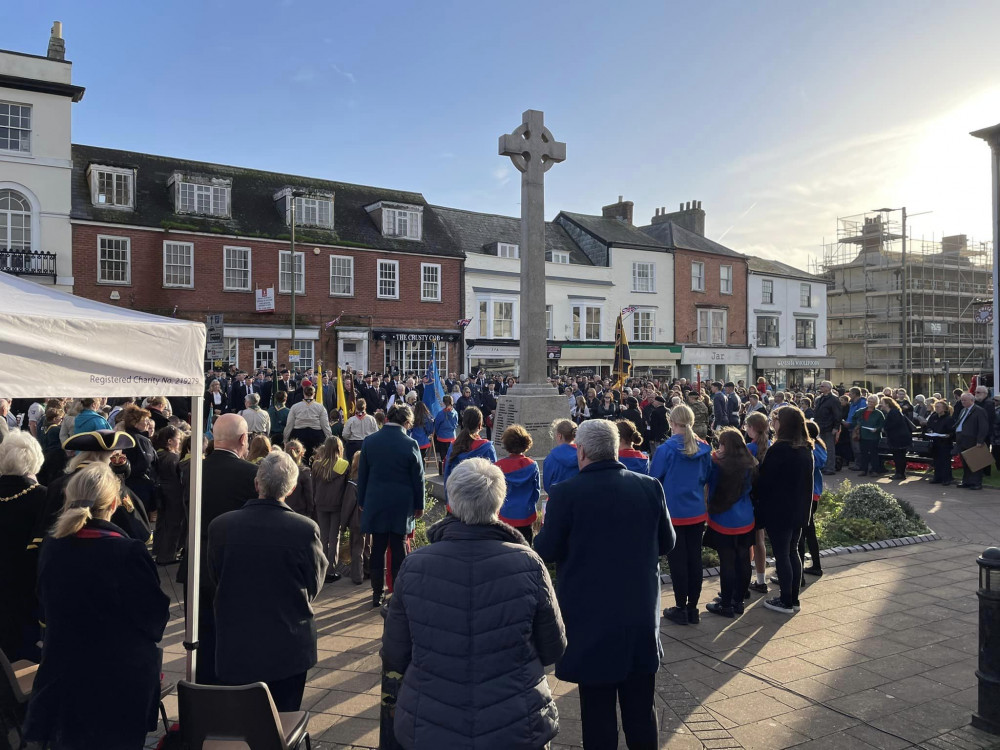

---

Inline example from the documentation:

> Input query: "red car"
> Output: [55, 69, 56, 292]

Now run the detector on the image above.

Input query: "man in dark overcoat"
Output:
[186, 413, 258, 684]
[955, 391, 990, 489]
[534, 418, 674, 750]
[209, 450, 327, 711]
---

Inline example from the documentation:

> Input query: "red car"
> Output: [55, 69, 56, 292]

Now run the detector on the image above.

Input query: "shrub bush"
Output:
[839, 484, 928, 538]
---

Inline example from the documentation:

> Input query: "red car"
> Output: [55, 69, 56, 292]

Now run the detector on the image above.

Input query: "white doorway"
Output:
[338, 334, 368, 372]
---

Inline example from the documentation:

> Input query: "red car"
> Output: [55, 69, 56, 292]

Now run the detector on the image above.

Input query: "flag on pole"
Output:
[456, 318, 472, 328]
[325, 313, 343, 330]
[316, 360, 324, 405]
[621, 305, 637, 317]
[205, 403, 214, 441]
[612, 312, 632, 389]
[422, 343, 445, 419]
[336, 361, 347, 415]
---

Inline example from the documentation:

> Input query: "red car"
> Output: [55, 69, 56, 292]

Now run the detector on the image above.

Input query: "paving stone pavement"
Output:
[146, 476, 1000, 749]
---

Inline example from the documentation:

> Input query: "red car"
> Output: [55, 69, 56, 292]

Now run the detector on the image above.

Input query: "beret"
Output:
[62, 430, 136, 453]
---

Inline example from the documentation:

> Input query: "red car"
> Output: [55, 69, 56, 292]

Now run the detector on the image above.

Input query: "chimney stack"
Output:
[602, 196, 634, 225]
[47, 21, 65, 60]
[650, 199, 706, 236]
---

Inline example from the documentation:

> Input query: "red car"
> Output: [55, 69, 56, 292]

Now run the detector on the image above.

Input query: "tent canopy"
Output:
[0, 272, 206, 398]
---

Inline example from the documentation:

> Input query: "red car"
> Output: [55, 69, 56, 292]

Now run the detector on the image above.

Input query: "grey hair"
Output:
[246, 392, 260, 407]
[446, 457, 506, 526]
[0, 430, 45, 476]
[576, 419, 619, 462]
[256, 450, 299, 500]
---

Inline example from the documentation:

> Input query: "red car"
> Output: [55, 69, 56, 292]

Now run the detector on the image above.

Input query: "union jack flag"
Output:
[325, 313, 343, 329]
[621, 305, 638, 316]
[457, 318, 472, 328]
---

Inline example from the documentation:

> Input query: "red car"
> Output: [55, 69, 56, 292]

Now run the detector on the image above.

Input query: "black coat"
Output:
[205, 388, 229, 414]
[228, 380, 252, 413]
[0, 476, 45, 661]
[884, 409, 913, 449]
[382, 518, 565, 750]
[24, 518, 169, 749]
[123, 426, 158, 509]
[534, 460, 674, 685]
[955, 402, 991, 449]
[208, 498, 327, 684]
[755, 442, 814, 530]
[926, 412, 955, 449]
[813, 393, 841, 432]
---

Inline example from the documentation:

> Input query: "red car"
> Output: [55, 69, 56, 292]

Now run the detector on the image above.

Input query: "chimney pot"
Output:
[679, 203, 684, 210]
[655, 208, 660, 216]
[47, 21, 66, 60]
[618, 195, 623, 203]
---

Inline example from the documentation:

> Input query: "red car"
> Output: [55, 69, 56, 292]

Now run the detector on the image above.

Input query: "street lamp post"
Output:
[971, 123, 1000, 397]
[289, 190, 305, 364]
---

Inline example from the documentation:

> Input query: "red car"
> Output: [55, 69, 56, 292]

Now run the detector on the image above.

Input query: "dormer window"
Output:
[366, 201, 423, 241]
[275, 188, 333, 229]
[550, 251, 569, 264]
[168, 172, 231, 218]
[497, 242, 519, 259]
[87, 165, 134, 209]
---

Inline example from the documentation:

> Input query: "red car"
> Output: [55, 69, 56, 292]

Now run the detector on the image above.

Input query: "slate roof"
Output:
[747, 256, 830, 284]
[432, 206, 592, 265]
[638, 220, 744, 259]
[557, 211, 668, 251]
[70, 144, 463, 258]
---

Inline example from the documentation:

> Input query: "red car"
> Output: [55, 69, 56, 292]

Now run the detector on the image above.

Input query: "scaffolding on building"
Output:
[816, 211, 993, 394]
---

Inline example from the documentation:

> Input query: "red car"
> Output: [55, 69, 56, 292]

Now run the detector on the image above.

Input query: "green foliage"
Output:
[840, 484, 913, 538]
[160, 219, 200, 231]
[411, 485, 439, 550]
[821, 517, 889, 547]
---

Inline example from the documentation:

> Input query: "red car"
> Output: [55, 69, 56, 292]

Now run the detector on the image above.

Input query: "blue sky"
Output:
[5, 0, 1000, 268]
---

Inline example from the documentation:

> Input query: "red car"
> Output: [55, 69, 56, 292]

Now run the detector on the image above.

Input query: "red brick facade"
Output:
[672, 248, 748, 346]
[71, 223, 462, 372]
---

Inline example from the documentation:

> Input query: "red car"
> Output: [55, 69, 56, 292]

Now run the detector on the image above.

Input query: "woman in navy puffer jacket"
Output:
[382, 457, 567, 750]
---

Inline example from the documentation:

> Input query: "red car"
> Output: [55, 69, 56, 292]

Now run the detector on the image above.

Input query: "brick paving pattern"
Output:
[146, 475, 1000, 749]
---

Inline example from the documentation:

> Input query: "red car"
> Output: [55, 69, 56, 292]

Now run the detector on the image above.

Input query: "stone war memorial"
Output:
[492, 110, 569, 457]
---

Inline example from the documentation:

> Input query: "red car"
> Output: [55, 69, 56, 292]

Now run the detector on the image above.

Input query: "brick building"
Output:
[640, 202, 751, 383]
[70, 145, 464, 374]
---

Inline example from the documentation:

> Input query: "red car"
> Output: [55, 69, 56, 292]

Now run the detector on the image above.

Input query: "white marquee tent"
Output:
[0, 271, 208, 679]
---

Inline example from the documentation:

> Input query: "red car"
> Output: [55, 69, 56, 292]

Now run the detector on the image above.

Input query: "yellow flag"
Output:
[336, 360, 346, 414]
[316, 360, 324, 404]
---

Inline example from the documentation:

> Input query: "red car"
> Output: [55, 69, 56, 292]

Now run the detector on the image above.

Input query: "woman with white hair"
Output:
[382, 457, 566, 749]
[24, 463, 170, 749]
[240, 391, 271, 435]
[0, 431, 47, 660]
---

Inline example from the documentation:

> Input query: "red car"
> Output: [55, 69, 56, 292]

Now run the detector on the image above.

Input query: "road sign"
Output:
[206, 314, 224, 359]
[288, 348, 301, 363]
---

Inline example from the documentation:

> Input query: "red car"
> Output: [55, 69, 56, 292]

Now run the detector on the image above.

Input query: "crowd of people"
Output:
[0, 365, 991, 749]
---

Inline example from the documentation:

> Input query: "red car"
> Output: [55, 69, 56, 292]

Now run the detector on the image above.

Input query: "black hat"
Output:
[654, 395, 666, 404]
[724, 381, 736, 388]
[62, 430, 136, 452]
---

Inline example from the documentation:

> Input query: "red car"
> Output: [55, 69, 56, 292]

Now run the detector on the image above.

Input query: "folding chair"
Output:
[0, 648, 37, 747]
[177, 680, 311, 750]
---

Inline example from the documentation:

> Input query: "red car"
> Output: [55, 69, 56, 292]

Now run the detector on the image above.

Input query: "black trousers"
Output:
[959, 442, 984, 487]
[290, 427, 325, 462]
[715, 532, 752, 608]
[767, 526, 802, 606]
[798, 503, 820, 572]
[345, 439, 364, 464]
[513, 523, 534, 546]
[858, 441, 881, 473]
[578, 672, 657, 750]
[265, 671, 308, 712]
[434, 438, 451, 472]
[667, 522, 704, 609]
[891, 449, 908, 476]
[932, 442, 953, 482]
[371, 532, 406, 597]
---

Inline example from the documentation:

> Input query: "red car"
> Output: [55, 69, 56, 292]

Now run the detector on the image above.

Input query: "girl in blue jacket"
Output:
[704, 428, 758, 618]
[651, 403, 712, 626]
[542, 419, 579, 495]
[432, 395, 459, 475]
[616, 418, 649, 475]
[801, 421, 827, 578]
[745, 411, 771, 593]
[443, 407, 497, 508]
[496, 424, 541, 544]
[407, 396, 434, 460]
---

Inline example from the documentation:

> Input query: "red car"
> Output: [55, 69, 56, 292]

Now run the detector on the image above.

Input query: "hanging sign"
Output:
[255, 287, 276, 313]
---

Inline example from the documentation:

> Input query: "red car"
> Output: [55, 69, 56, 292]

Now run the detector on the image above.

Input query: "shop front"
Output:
[465, 341, 521, 378]
[681, 346, 752, 386]
[372, 329, 460, 376]
[754, 356, 837, 391]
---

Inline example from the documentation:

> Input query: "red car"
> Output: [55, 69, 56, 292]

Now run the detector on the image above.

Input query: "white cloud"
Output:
[492, 165, 512, 187]
[331, 64, 357, 85]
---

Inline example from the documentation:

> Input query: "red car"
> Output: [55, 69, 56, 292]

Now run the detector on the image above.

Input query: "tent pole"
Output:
[184, 395, 205, 681]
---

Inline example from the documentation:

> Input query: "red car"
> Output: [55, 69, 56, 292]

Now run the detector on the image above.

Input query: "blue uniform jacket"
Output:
[408, 416, 433, 449]
[73, 409, 112, 435]
[618, 448, 650, 475]
[707, 465, 755, 534]
[496, 455, 541, 526]
[812, 442, 827, 499]
[542, 443, 579, 494]
[443, 439, 498, 504]
[432, 407, 458, 441]
[650, 434, 712, 525]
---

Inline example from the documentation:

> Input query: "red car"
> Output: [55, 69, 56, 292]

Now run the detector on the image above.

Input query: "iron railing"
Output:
[0, 249, 57, 278]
